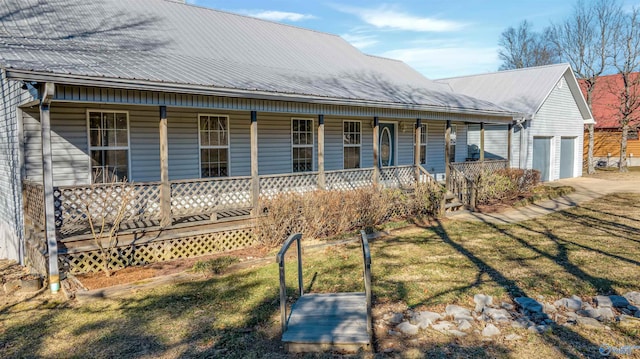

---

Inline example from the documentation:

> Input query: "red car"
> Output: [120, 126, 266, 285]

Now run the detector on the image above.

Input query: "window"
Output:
[199, 115, 229, 177]
[419, 123, 428, 164]
[292, 118, 313, 172]
[88, 111, 129, 183]
[343, 121, 361, 169]
[449, 124, 457, 163]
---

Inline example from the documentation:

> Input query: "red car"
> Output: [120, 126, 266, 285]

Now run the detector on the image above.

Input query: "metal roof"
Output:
[0, 0, 514, 116]
[437, 63, 593, 122]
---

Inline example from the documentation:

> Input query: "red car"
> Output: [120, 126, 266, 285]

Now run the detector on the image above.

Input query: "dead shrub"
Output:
[256, 184, 444, 248]
[476, 168, 540, 205]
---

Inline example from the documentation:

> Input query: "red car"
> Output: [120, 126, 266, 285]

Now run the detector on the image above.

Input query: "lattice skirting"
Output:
[24, 227, 48, 277]
[60, 227, 256, 274]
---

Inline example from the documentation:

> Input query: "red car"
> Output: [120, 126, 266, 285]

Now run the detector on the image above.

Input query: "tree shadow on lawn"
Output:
[414, 218, 608, 359]
[0, 268, 286, 358]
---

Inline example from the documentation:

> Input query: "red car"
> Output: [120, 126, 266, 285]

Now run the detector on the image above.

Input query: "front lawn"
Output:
[1, 193, 639, 358]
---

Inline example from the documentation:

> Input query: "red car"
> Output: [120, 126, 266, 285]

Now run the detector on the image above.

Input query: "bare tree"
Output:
[549, 0, 622, 174]
[498, 20, 559, 70]
[611, 8, 640, 172]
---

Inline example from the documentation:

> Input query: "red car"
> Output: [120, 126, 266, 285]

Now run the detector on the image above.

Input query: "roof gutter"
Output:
[5, 69, 521, 119]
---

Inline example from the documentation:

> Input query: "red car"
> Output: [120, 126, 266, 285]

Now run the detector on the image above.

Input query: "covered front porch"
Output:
[19, 83, 514, 280]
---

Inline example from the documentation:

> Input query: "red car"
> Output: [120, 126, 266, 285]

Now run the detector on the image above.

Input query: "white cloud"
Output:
[334, 4, 465, 32]
[380, 46, 500, 79]
[244, 10, 316, 22]
[342, 33, 378, 49]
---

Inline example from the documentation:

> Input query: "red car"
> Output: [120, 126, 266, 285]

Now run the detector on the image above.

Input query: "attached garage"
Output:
[438, 63, 594, 182]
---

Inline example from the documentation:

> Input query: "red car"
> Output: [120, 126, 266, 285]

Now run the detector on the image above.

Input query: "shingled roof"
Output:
[0, 0, 514, 116]
[437, 63, 593, 122]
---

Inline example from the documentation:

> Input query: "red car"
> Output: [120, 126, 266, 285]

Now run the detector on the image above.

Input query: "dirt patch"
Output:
[585, 166, 640, 180]
[76, 246, 269, 290]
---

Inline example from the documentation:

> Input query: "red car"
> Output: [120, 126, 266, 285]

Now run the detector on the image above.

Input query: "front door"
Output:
[379, 123, 395, 167]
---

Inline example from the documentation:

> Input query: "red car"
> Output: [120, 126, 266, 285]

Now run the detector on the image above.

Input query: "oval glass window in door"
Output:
[380, 127, 392, 166]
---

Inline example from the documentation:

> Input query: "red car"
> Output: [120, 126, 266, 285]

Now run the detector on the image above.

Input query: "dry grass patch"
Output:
[1, 193, 640, 358]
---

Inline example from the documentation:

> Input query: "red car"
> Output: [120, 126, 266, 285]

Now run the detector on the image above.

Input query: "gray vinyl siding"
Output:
[467, 124, 509, 160]
[0, 74, 31, 261]
[229, 112, 251, 177]
[129, 108, 160, 182]
[527, 74, 584, 180]
[397, 120, 414, 165]
[257, 113, 318, 175]
[324, 117, 343, 171]
[54, 84, 514, 123]
[424, 121, 446, 177]
[454, 123, 468, 162]
[167, 109, 199, 180]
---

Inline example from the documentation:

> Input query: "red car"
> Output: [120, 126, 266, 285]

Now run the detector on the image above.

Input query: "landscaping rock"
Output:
[484, 308, 511, 323]
[528, 324, 547, 334]
[577, 308, 600, 319]
[447, 329, 468, 337]
[410, 311, 442, 329]
[505, 333, 523, 341]
[576, 316, 603, 329]
[543, 303, 557, 314]
[515, 297, 543, 313]
[388, 330, 400, 336]
[454, 313, 475, 323]
[623, 291, 640, 305]
[432, 321, 453, 333]
[597, 307, 616, 322]
[474, 294, 493, 312]
[512, 318, 534, 329]
[482, 324, 500, 337]
[635, 310, 640, 318]
[445, 305, 471, 318]
[595, 295, 612, 308]
[554, 297, 581, 311]
[609, 295, 630, 308]
[3, 280, 20, 294]
[397, 321, 419, 336]
[458, 320, 473, 332]
[386, 312, 404, 324]
[501, 302, 514, 311]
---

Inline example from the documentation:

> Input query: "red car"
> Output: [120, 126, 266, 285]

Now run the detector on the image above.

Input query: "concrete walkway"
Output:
[448, 176, 640, 224]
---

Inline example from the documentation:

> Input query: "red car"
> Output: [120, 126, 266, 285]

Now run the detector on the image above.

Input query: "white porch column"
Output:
[159, 106, 171, 228]
[414, 118, 422, 183]
[40, 82, 59, 293]
[372, 116, 379, 186]
[480, 122, 485, 162]
[251, 111, 259, 214]
[445, 120, 451, 190]
[317, 114, 325, 190]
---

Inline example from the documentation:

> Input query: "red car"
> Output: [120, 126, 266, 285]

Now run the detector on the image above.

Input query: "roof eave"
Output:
[5, 69, 518, 119]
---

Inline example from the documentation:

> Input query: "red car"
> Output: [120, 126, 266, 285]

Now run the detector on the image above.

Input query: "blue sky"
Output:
[185, 0, 639, 79]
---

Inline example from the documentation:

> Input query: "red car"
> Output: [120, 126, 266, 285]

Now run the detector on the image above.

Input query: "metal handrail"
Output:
[276, 233, 304, 334]
[359, 230, 373, 336]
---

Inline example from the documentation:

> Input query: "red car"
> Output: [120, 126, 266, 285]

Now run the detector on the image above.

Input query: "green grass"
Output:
[1, 193, 640, 358]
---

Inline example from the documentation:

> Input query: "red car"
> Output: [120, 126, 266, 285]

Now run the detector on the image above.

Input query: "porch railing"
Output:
[27, 165, 437, 232]
[448, 160, 509, 210]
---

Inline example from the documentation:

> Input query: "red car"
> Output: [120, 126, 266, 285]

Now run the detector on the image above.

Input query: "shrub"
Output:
[255, 183, 443, 248]
[476, 169, 540, 205]
[192, 256, 239, 276]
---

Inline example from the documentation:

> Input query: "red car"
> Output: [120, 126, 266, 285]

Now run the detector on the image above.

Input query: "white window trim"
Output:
[291, 117, 314, 173]
[343, 120, 362, 169]
[378, 120, 398, 167]
[86, 109, 131, 183]
[198, 114, 231, 178]
[420, 123, 428, 165]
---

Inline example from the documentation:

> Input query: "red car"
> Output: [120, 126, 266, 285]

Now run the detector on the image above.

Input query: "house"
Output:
[579, 73, 640, 168]
[0, 0, 518, 290]
[437, 64, 594, 181]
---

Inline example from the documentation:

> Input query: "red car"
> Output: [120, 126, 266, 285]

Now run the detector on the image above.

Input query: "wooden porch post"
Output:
[251, 111, 259, 215]
[480, 122, 485, 162]
[159, 106, 171, 228]
[372, 117, 380, 186]
[414, 118, 422, 183]
[40, 82, 59, 293]
[317, 115, 325, 190]
[445, 120, 451, 190]
[507, 123, 512, 167]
